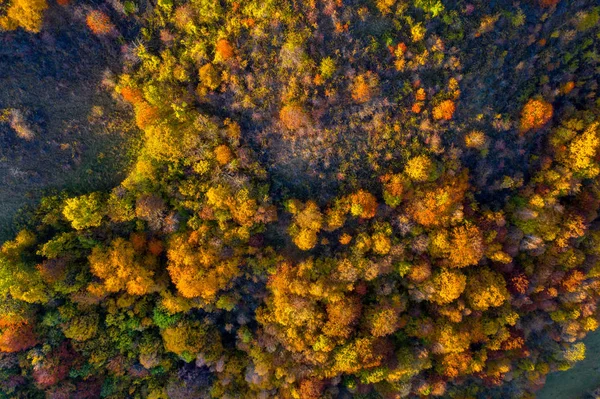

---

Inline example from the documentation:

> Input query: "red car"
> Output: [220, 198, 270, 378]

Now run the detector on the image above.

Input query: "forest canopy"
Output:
[2, 0, 600, 398]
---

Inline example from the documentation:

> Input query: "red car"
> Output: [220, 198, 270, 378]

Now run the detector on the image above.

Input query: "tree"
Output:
[557, 121, 600, 177]
[215, 39, 234, 61]
[86, 10, 115, 35]
[448, 225, 484, 268]
[286, 200, 324, 250]
[61, 313, 99, 342]
[520, 98, 553, 133]
[88, 237, 157, 296]
[135, 194, 166, 231]
[465, 268, 509, 311]
[167, 230, 241, 300]
[0, 323, 37, 352]
[405, 155, 433, 182]
[0, 0, 47, 33]
[161, 320, 222, 362]
[381, 174, 405, 207]
[214, 144, 234, 165]
[348, 190, 378, 219]
[62, 193, 105, 230]
[429, 268, 467, 305]
[351, 72, 379, 103]
[198, 63, 221, 92]
[280, 104, 310, 131]
[432, 100, 456, 120]
[465, 130, 486, 149]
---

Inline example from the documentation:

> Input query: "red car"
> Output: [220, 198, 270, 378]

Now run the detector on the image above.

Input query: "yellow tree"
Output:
[465, 268, 509, 311]
[286, 200, 324, 250]
[167, 229, 240, 301]
[448, 225, 484, 268]
[0, 0, 47, 33]
[88, 237, 158, 296]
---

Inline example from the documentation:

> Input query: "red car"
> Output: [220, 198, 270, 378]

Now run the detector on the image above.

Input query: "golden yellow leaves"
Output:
[286, 200, 323, 250]
[88, 237, 158, 297]
[214, 144, 234, 165]
[465, 268, 509, 311]
[405, 155, 433, 182]
[167, 231, 240, 300]
[198, 63, 222, 92]
[0, 0, 47, 33]
[448, 225, 484, 268]
[430, 269, 467, 305]
[465, 130, 487, 149]
[561, 122, 600, 176]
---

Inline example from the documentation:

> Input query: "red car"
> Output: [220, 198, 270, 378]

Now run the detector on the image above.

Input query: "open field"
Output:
[538, 330, 600, 399]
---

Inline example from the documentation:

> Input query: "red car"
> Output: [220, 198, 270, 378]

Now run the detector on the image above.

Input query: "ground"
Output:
[538, 329, 600, 399]
[0, 4, 137, 241]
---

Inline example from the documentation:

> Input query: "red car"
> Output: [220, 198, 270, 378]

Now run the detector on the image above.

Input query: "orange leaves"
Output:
[408, 173, 470, 228]
[408, 260, 432, 283]
[167, 231, 241, 300]
[381, 173, 405, 207]
[437, 351, 472, 378]
[0, 323, 37, 352]
[258, 259, 363, 357]
[215, 38, 234, 60]
[561, 270, 585, 293]
[134, 102, 159, 130]
[348, 190, 377, 219]
[279, 104, 310, 131]
[86, 10, 115, 35]
[119, 87, 144, 105]
[432, 99, 456, 120]
[88, 237, 157, 296]
[351, 72, 379, 103]
[299, 379, 325, 399]
[324, 295, 362, 339]
[520, 98, 553, 133]
[509, 273, 530, 295]
[214, 144, 234, 165]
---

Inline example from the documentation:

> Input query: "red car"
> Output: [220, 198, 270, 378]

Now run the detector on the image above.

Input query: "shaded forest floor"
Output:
[0, 4, 138, 241]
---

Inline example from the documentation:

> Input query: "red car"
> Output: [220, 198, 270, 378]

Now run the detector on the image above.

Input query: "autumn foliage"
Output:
[0, 323, 37, 353]
[520, 98, 554, 133]
[0, 0, 47, 32]
[86, 10, 114, 35]
[3, 1, 600, 398]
